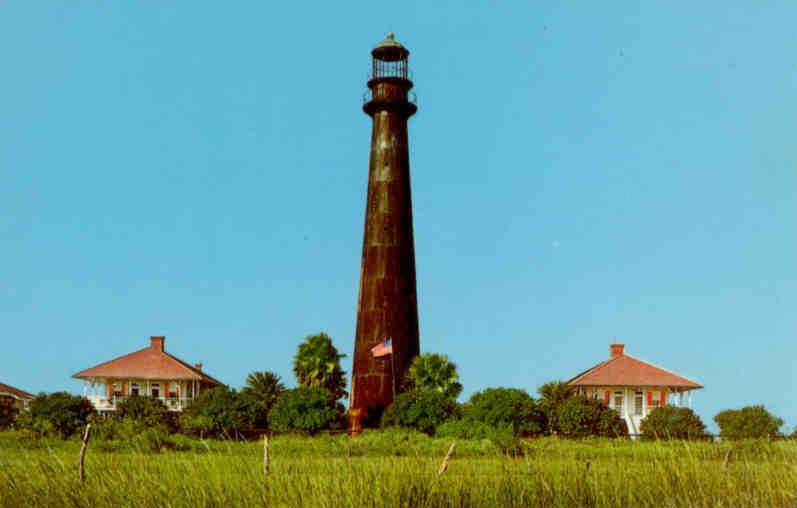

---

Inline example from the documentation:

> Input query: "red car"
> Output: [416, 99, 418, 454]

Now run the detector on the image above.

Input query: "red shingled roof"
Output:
[0, 382, 34, 401]
[72, 336, 223, 385]
[568, 344, 702, 389]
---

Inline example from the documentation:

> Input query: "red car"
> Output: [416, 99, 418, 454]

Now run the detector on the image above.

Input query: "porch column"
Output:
[625, 388, 630, 417]
[688, 391, 692, 409]
[642, 387, 647, 415]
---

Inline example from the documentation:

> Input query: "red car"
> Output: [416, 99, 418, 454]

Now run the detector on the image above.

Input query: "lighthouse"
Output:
[350, 33, 420, 432]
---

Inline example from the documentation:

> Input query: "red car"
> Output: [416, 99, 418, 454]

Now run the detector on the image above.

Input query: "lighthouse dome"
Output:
[372, 32, 409, 61]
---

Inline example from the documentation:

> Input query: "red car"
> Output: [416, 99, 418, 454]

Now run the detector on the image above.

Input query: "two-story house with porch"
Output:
[73, 336, 223, 413]
[567, 343, 702, 436]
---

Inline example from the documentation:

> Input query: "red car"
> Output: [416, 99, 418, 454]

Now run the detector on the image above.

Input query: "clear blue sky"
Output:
[1, 3, 794, 432]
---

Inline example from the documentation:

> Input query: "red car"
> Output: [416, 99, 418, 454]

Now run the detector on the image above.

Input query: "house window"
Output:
[634, 391, 643, 416]
[613, 391, 624, 414]
[151, 383, 160, 399]
[650, 391, 661, 409]
[168, 382, 178, 398]
[131, 383, 140, 396]
[112, 382, 122, 397]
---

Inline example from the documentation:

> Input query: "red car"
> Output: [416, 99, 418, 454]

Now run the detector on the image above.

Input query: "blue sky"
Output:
[1, 2, 794, 432]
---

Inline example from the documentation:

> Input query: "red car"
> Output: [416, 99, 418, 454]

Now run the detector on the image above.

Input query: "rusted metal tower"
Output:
[349, 33, 420, 433]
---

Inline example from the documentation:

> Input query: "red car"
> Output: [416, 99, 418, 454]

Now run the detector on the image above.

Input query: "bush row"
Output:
[5, 388, 791, 443]
[2, 331, 791, 442]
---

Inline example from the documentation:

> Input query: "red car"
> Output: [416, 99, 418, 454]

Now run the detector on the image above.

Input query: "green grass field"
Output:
[1, 430, 795, 507]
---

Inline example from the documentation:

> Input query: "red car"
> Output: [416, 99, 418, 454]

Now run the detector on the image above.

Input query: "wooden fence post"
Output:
[722, 448, 731, 470]
[263, 434, 270, 475]
[438, 442, 456, 476]
[78, 423, 92, 483]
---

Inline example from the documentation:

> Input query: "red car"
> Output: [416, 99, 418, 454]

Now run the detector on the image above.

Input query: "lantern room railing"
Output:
[371, 58, 410, 80]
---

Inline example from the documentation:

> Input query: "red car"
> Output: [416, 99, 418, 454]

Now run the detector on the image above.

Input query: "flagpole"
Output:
[390, 344, 396, 397]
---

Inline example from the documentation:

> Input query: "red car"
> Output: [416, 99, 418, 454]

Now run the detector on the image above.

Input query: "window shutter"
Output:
[660, 390, 666, 406]
[647, 391, 653, 406]
[604, 390, 610, 405]
[107, 383, 113, 397]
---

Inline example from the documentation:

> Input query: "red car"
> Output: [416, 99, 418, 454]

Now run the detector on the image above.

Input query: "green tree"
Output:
[269, 387, 341, 435]
[404, 353, 463, 400]
[26, 392, 94, 439]
[463, 387, 546, 436]
[115, 395, 169, 427]
[640, 406, 707, 440]
[555, 396, 628, 438]
[180, 387, 251, 439]
[381, 389, 459, 435]
[241, 371, 285, 429]
[293, 333, 347, 401]
[714, 405, 783, 439]
[536, 381, 575, 433]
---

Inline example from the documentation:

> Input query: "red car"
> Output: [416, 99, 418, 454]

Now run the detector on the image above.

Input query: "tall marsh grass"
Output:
[1, 430, 795, 507]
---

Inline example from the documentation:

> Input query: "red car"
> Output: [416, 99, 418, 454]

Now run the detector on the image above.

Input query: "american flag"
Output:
[371, 338, 393, 358]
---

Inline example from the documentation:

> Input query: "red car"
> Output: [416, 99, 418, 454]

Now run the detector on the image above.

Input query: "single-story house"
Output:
[72, 336, 223, 413]
[567, 343, 702, 435]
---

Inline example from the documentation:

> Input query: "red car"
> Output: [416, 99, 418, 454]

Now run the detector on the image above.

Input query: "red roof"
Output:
[568, 344, 702, 389]
[72, 336, 223, 385]
[0, 382, 34, 401]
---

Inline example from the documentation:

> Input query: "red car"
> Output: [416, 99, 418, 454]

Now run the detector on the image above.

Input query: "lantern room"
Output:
[370, 32, 410, 80]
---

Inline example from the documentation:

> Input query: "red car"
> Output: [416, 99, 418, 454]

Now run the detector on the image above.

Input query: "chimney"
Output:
[194, 363, 202, 371]
[610, 343, 625, 358]
[150, 336, 165, 352]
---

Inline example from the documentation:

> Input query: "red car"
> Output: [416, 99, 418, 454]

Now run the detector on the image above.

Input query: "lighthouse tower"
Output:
[350, 33, 420, 432]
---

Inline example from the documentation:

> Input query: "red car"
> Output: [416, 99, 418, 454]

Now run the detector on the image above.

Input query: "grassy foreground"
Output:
[1, 430, 796, 508]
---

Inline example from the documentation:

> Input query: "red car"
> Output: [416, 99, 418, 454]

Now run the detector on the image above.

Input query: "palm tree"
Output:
[242, 371, 285, 429]
[244, 371, 285, 407]
[404, 353, 463, 400]
[293, 332, 348, 400]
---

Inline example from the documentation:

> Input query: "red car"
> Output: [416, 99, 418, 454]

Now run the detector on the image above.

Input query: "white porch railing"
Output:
[87, 395, 195, 412]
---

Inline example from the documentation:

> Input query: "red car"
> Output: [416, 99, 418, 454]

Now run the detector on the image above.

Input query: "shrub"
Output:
[91, 417, 139, 441]
[0, 401, 18, 429]
[92, 418, 204, 453]
[436, 420, 523, 456]
[130, 426, 172, 453]
[26, 392, 94, 439]
[435, 419, 496, 440]
[536, 381, 576, 433]
[180, 387, 251, 439]
[463, 387, 545, 437]
[115, 395, 170, 427]
[714, 405, 784, 439]
[640, 406, 707, 440]
[382, 389, 459, 435]
[269, 387, 341, 435]
[293, 333, 348, 401]
[404, 353, 463, 400]
[555, 396, 628, 438]
[241, 371, 285, 429]
[91, 416, 171, 442]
